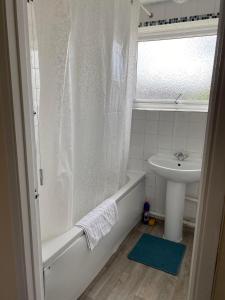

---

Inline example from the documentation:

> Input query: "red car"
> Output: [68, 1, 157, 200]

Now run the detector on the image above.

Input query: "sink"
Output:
[148, 154, 202, 183]
[148, 154, 202, 242]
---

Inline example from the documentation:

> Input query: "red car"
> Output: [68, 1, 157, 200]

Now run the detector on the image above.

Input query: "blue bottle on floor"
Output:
[142, 201, 150, 225]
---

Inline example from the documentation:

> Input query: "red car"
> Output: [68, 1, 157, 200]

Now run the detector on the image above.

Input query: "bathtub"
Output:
[42, 171, 145, 300]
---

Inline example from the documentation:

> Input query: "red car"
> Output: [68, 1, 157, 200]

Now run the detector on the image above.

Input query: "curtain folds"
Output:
[35, 0, 139, 241]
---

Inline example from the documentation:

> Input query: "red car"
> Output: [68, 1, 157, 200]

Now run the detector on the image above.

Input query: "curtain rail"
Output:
[131, 0, 153, 18]
[140, 3, 153, 18]
[28, 0, 153, 18]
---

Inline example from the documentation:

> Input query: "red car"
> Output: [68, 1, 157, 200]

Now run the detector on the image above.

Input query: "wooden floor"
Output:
[79, 221, 194, 300]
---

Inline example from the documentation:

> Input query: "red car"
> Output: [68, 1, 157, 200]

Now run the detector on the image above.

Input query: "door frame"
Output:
[2, 0, 225, 299]
[188, 0, 225, 299]
[1, 0, 44, 299]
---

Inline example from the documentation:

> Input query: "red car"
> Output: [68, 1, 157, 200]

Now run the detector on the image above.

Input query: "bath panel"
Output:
[43, 171, 145, 300]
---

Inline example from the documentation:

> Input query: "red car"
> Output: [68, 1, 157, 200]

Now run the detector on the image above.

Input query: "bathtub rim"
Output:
[42, 170, 145, 269]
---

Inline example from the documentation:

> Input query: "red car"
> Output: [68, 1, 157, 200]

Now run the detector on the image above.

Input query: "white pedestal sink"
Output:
[148, 154, 202, 242]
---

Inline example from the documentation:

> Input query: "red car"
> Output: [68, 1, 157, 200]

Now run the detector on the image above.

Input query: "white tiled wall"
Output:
[139, 0, 221, 23]
[128, 110, 207, 221]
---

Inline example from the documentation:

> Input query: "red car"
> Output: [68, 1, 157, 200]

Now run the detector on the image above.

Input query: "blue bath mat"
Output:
[128, 233, 186, 275]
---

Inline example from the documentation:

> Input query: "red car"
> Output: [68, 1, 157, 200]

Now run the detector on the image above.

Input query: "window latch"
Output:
[175, 93, 182, 104]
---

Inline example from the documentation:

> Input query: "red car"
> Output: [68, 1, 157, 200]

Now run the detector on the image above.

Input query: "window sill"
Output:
[138, 19, 218, 42]
[133, 102, 208, 112]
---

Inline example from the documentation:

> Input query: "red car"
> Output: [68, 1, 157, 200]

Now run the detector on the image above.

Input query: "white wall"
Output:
[140, 0, 221, 24]
[136, 0, 216, 222]
[128, 110, 207, 222]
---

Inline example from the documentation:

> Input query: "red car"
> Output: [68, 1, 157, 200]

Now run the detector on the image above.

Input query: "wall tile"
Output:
[188, 151, 203, 159]
[145, 120, 158, 134]
[158, 148, 173, 156]
[145, 172, 156, 187]
[146, 111, 160, 121]
[128, 110, 207, 221]
[143, 134, 158, 159]
[143, 161, 156, 184]
[165, 2, 181, 19]
[132, 110, 146, 120]
[197, 0, 216, 13]
[173, 121, 188, 138]
[180, 1, 198, 18]
[129, 143, 144, 159]
[186, 182, 199, 198]
[130, 133, 144, 146]
[156, 174, 166, 188]
[201, 113, 208, 124]
[155, 184, 166, 213]
[128, 158, 143, 171]
[172, 137, 186, 152]
[189, 112, 205, 123]
[159, 111, 175, 122]
[187, 122, 206, 139]
[132, 119, 146, 134]
[158, 135, 172, 150]
[158, 121, 174, 136]
[184, 200, 197, 220]
[145, 184, 157, 210]
[214, 0, 221, 13]
[175, 111, 190, 123]
[186, 137, 204, 153]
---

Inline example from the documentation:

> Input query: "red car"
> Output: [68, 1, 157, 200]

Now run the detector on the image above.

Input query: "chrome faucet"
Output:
[174, 151, 188, 161]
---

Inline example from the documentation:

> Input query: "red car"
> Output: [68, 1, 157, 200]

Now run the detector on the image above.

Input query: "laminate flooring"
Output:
[79, 221, 194, 300]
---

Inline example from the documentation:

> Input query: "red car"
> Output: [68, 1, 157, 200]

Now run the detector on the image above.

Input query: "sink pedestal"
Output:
[164, 181, 186, 242]
[148, 154, 201, 243]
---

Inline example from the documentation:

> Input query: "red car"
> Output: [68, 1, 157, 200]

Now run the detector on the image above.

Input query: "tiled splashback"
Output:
[128, 110, 207, 222]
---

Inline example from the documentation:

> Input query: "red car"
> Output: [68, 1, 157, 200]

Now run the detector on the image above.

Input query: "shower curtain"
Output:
[35, 0, 140, 241]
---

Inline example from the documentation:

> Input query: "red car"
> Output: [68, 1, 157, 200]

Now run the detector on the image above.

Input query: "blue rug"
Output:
[128, 233, 186, 275]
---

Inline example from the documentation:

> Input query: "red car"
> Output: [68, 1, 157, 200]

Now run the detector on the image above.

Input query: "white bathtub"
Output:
[42, 171, 145, 300]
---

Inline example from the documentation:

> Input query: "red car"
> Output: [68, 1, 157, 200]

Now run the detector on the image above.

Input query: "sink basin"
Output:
[148, 154, 202, 242]
[148, 154, 202, 183]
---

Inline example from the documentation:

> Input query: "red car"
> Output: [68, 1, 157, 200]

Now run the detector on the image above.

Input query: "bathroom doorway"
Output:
[2, 0, 225, 299]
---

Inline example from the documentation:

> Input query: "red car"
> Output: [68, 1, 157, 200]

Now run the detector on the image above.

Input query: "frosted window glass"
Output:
[137, 35, 217, 102]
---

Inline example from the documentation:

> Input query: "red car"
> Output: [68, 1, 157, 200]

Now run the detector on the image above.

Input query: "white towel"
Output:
[75, 198, 119, 250]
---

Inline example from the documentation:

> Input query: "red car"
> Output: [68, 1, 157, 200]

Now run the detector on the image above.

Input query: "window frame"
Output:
[135, 19, 219, 112]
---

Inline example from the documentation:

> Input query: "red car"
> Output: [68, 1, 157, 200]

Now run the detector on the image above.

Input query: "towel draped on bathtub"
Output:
[75, 198, 119, 250]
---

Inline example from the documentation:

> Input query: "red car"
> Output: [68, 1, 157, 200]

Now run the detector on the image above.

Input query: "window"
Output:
[135, 20, 218, 111]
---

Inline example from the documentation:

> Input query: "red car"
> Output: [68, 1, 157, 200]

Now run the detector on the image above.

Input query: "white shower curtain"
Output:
[35, 0, 139, 241]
